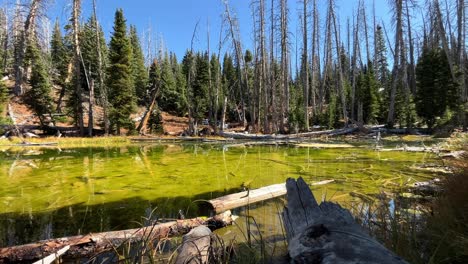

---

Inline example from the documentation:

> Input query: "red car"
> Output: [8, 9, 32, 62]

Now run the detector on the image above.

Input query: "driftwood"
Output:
[175, 226, 212, 264]
[208, 180, 334, 213]
[32, 245, 69, 264]
[378, 145, 446, 153]
[219, 127, 358, 140]
[0, 211, 234, 263]
[282, 177, 408, 263]
[3, 142, 58, 147]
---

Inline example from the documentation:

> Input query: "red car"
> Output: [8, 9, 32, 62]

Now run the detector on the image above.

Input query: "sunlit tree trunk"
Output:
[302, 0, 309, 131]
[72, 0, 84, 136]
[14, 0, 40, 96]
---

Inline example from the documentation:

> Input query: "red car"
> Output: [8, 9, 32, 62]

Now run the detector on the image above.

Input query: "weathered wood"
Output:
[208, 180, 334, 213]
[175, 226, 212, 264]
[219, 127, 359, 140]
[282, 177, 408, 263]
[379, 146, 446, 153]
[0, 211, 234, 263]
[32, 245, 69, 264]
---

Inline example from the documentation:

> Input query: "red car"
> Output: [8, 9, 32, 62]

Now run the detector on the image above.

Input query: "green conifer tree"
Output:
[415, 47, 458, 129]
[106, 9, 136, 134]
[159, 53, 179, 112]
[50, 20, 70, 86]
[24, 42, 54, 127]
[129, 25, 148, 103]
[192, 52, 210, 123]
[81, 14, 108, 97]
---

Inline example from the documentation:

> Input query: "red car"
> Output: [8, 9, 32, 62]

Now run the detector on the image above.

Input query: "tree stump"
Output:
[175, 226, 212, 264]
[282, 177, 408, 264]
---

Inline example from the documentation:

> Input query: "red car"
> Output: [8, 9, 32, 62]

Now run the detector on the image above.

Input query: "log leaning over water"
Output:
[0, 211, 234, 263]
[208, 180, 334, 213]
[282, 177, 408, 263]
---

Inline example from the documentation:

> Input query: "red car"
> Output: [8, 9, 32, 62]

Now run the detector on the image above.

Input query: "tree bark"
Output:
[88, 79, 94, 137]
[302, 0, 309, 131]
[0, 212, 234, 263]
[387, 0, 404, 128]
[13, 0, 41, 96]
[72, 0, 84, 136]
[92, 0, 109, 135]
[282, 177, 408, 263]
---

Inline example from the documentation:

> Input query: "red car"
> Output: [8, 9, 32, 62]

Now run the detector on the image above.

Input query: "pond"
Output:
[0, 140, 442, 252]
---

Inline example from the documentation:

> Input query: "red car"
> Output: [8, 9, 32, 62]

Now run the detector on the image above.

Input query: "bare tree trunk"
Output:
[331, 1, 348, 126]
[13, 0, 40, 96]
[221, 96, 227, 131]
[224, 1, 249, 129]
[137, 88, 159, 134]
[88, 79, 94, 136]
[351, 10, 360, 121]
[280, 0, 289, 133]
[207, 21, 215, 133]
[259, 0, 268, 133]
[213, 26, 223, 134]
[311, 0, 318, 117]
[302, 0, 309, 131]
[270, 0, 277, 133]
[434, 0, 456, 81]
[93, 0, 109, 135]
[457, 0, 467, 130]
[405, 0, 416, 94]
[1, 8, 8, 73]
[387, 0, 403, 128]
[72, 0, 84, 136]
[361, 0, 370, 64]
[187, 22, 199, 135]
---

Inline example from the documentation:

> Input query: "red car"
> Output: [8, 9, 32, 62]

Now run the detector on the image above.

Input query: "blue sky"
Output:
[49, 0, 412, 63]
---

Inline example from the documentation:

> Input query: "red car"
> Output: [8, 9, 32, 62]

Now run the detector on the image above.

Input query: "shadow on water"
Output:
[0, 187, 239, 247]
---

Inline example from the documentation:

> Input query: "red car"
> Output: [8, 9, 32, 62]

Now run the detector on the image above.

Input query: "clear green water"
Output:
[0, 142, 441, 247]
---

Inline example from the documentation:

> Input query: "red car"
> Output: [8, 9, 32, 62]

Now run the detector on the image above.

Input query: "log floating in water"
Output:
[208, 180, 335, 213]
[282, 177, 408, 263]
[0, 211, 234, 263]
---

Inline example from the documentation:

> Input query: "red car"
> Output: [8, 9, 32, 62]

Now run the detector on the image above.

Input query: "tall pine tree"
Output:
[107, 9, 135, 134]
[24, 42, 54, 127]
[416, 47, 458, 129]
[81, 14, 108, 97]
[129, 25, 147, 103]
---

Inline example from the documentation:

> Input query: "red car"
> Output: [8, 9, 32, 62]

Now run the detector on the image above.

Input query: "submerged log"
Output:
[208, 180, 334, 213]
[282, 177, 408, 263]
[0, 211, 234, 263]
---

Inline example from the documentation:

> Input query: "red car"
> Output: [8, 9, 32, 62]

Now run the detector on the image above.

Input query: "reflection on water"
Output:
[0, 143, 441, 247]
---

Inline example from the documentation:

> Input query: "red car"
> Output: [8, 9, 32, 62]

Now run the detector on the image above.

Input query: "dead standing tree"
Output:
[72, 0, 84, 136]
[279, 0, 289, 132]
[301, 0, 309, 131]
[93, 0, 109, 135]
[223, 0, 251, 129]
[387, 0, 407, 128]
[13, 0, 41, 96]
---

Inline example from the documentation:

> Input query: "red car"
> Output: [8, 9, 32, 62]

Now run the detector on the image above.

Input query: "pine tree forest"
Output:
[0, 0, 467, 136]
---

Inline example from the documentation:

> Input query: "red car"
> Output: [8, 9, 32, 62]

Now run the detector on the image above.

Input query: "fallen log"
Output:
[32, 245, 69, 264]
[219, 126, 360, 140]
[208, 180, 335, 213]
[378, 146, 446, 153]
[0, 211, 234, 263]
[175, 226, 212, 264]
[282, 177, 408, 263]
